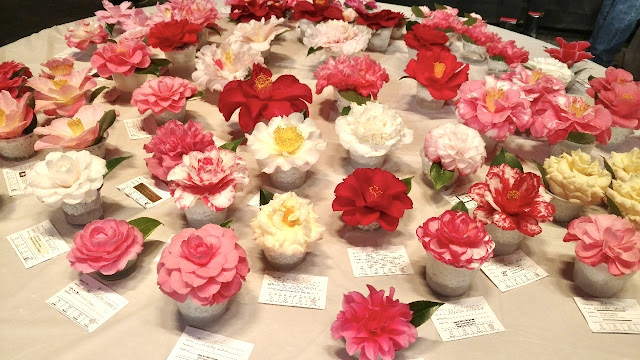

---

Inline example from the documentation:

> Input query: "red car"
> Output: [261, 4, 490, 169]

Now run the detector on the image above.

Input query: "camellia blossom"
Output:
[121, 8, 152, 32]
[120, 27, 151, 43]
[589, 80, 640, 129]
[486, 40, 529, 65]
[67, 218, 144, 275]
[65, 20, 108, 51]
[460, 22, 501, 46]
[405, 47, 469, 101]
[40, 57, 74, 79]
[293, 0, 344, 23]
[313, 54, 389, 99]
[0, 61, 32, 98]
[303, 20, 372, 56]
[421, 8, 462, 33]
[527, 57, 573, 84]
[355, 9, 404, 30]
[608, 148, 640, 182]
[545, 37, 594, 68]
[90, 39, 152, 77]
[403, 24, 449, 53]
[468, 164, 555, 237]
[148, 19, 202, 52]
[424, 123, 486, 176]
[131, 76, 197, 115]
[157, 224, 250, 305]
[607, 176, 640, 229]
[564, 214, 640, 276]
[417, 210, 495, 269]
[34, 104, 105, 150]
[170, 0, 221, 28]
[166, 148, 249, 211]
[192, 41, 264, 92]
[95, 0, 134, 25]
[218, 64, 312, 133]
[228, 16, 288, 53]
[344, 0, 378, 13]
[499, 65, 565, 111]
[331, 285, 416, 360]
[229, 0, 290, 23]
[144, 120, 217, 181]
[27, 68, 97, 117]
[0, 91, 34, 139]
[587, 66, 634, 96]
[455, 75, 532, 141]
[332, 168, 413, 231]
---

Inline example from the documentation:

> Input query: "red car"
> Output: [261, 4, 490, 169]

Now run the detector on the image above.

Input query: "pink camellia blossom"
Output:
[344, 0, 378, 13]
[170, 0, 221, 27]
[422, 9, 463, 33]
[131, 76, 197, 115]
[455, 75, 532, 141]
[564, 214, 640, 276]
[424, 123, 486, 176]
[460, 22, 501, 46]
[331, 285, 416, 360]
[121, 8, 151, 32]
[40, 57, 75, 79]
[144, 120, 217, 181]
[313, 54, 389, 99]
[417, 210, 495, 270]
[95, 0, 134, 25]
[27, 68, 97, 117]
[167, 149, 249, 211]
[157, 224, 250, 305]
[531, 93, 612, 144]
[0, 91, 34, 139]
[67, 218, 144, 275]
[594, 82, 640, 129]
[34, 104, 104, 150]
[587, 67, 634, 98]
[90, 39, 152, 78]
[120, 26, 151, 43]
[65, 20, 108, 51]
[486, 40, 529, 65]
[500, 65, 565, 111]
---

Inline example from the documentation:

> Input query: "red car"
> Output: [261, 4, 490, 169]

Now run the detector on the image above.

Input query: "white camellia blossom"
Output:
[26, 150, 106, 205]
[250, 192, 325, 256]
[527, 57, 573, 84]
[335, 102, 413, 157]
[303, 20, 372, 56]
[246, 113, 327, 174]
[227, 15, 289, 53]
[423, 123, 487, 176]
[192, 40, 264, 91]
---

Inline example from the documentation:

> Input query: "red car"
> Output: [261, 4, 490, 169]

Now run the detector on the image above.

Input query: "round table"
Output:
[1, 3, 639, 360]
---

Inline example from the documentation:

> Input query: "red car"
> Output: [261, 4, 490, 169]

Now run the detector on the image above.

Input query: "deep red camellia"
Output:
[0, 61, 32, 98]
[293, 0, 344, 22]
[147, 20, 202, 52]
[468, 164, 555, 237]
[356, 9, 404, 30]
[332, 168, 413, 231]
[404, 47, 469, 101]
[230, 0, 290, 22]
[544, 37, 594, 68]
[218, 64, 312, 133]
[403, 24, 449, 52]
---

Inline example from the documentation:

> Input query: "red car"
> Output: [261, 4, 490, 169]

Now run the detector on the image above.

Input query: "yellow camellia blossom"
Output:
[608, 148, 640, 182]
[606, 176, 640, 229]
[544, 150, 611, 205]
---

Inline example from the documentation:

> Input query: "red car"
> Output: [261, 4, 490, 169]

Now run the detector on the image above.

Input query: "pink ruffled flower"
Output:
[120, 27, 151, 43]
[90, 39, 152, 77]
[0, 91, 34, 140]
[486, 40, 529, 65]
[500, 65, 565, 110]
[34, 104, 104, 150]
[27, 68, 97, 117]
[455, 75, 532, 141]
[157, 224, 250, 305]
[131, 76, 197, 115]
[120, 8, 151, 32]
[144, 120, 217, 181]
[170, 0, 221, 27]
[95, 0, 134, 25]
[461, 22, 501, 46]
[313, 54, 389, 99]
[531, 93, 612, 144]
[40, 57, 75, 79]
[67, 218, 144, 275]
[167, 149, 249, 211]
[594, 82, 640, 129]
[344, 0, 378, 13]
[65, 20, 108, 51]
[417, 210, 495, 269]
[564, 214, 640, 276]
[424, 123, 486, 176]
[331, 285, 416, 360]
[422, 9, 463, 32]
[587, 67, 634, 98]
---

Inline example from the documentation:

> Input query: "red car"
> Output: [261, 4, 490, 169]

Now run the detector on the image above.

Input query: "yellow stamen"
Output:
[315, 0, 327, 5]
[50, 64, 73, 77]
[66, 118, 85, 136]
[273, 126, 304, 153]
[433, 62, 446, 79]
[617, 78, 627, 84]
[254, 73, 272, 91]
[369, 185, 383, 199]
[282, 206, 301, 227]
[116, 46, 127, 53]
[530, 69, 543, 84]
[224, 51, 234, 65]
[165, 8, 172, 18]
[568, 97, 590, 118]
[0, 109, 6, 127]
[485, 88, 505, 113]
[506, 190, 520, 200]
[52, 79, 68, 90]
[622, 93, 634, 100]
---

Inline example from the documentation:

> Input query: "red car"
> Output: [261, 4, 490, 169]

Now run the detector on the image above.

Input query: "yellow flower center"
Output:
[369, 185, 383, 199]
[315, 0, 326, 4]
[0, 109, 6, 127]
[52, 79, 68, 90]
[281, 206, 301, 227]
[273, 126, 304, 153]
[568, 97, 590, 118]
[66, 118, 85, 136]
[224, 51, 234, 65]
[622, 93, 634, 100]
[254, 74, 272, 91]
[530, 69, 543, 84]
[116, 46, 128, 53]
[50, 64, 73, 77]
[485, 88, 505, 113]
[506, 190, 520, 200]
[433, 62, 446, 79]
[617, 78, 627, 84]
[165, 8, 172, 18]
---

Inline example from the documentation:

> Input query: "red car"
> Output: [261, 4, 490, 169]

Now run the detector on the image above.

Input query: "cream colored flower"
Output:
[228, 15, 288, 52]
[250, 192, 325, 256]
[606, 176, 640, 229]
[608, 148, 640, 182]
[527, 57, 573, 84]
[544, 150, 611, 205]
[246, 113, 327, 174]
[192, 41, 264, 92]
[303, 20, 372, 56]
[335, 102, 413, 157]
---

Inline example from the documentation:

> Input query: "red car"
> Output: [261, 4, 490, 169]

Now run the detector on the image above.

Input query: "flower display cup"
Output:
[487, 58, 509, 74]
[461, 39, 487, 63]
[420, 150, 460, 190]
[415, 85, 445, 109]
[164, 44, 198, 80]
[197, 28, 210, 50]
[153, 104, 187, 125]
[549, 139, 595, 157]
[573, 260, 636, 297]
[176, 297, 230, 327]
[484, 223, 526, 256]
[112, 73, 147, 94]
[367, 28, 392, 51]
[424, 252, 479, 297]
[0, 132, 38, 161]
[549, 192, 584, 223]
[60, 187, 104, 225]
[349, 149, 385, 169]
[0, 90, 37, 160]
[184, 201, 228, 229]
[270, 167, 307, 191]
[608, 127, 634, 145]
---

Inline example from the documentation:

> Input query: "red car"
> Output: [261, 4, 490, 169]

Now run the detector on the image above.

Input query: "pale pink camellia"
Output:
[422, 8, 463, 33]
[120, 27, 151, 43]
[95, 0, 134, 25]
[170, 0, 221, 28]
[314, 54, 389, 99]
[531, 93, 612, 144]
[424, 123, 486, 176]
[167, 149, 249, 211]
[157, 224, 250, 305]
[564, 214, 640, 276]
[344, 0, 378, 13]
[144, 120, 217, 181]
[34, 104, 104, 150]
[40, 57, 75, 79]
[27, 68, 97, 117]
[0, 91, 34, 139]
[417, 210, 495, 270]
[131, 76, 197, 115]
[65, 20, 108, 51]
[331, 285, 417, 360]
[587, 67, 634, 98]
[90, 39, 152, 78]
[500, 65, 565, 111]
[594, 82, 640, 129]
[121, 8, 151, 32]
[67, 218, 144, 275]
[455, 75, 532, 141]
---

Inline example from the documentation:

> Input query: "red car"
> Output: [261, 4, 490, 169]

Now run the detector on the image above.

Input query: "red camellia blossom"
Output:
[148, 19, 202, 52]
[293, 0, 344, 22]
[218, 64, 312, 133]
[332, 168, 413, 231]
[545, 37, 594, 68]
[468, 164, 555, 237]
[0, 61, 32, 98]
[403, 24, 449, 52]
[230, 0, 290, 23]
[404, 47, 469, 100]
[356, 9, 404, 30]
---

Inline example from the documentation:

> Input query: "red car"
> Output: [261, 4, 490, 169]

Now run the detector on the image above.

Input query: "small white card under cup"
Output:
[431, 296, 505, 341]
[6, 220, 69, 268]
[166, 326, 254, 360]
[46, 274, 128, 333]
[258, 271, 328, 310]
[574, 297, 640, 334]
[442, 192, 478, 211]
[481, 250, 548, 292]
[124, 117, 156, 140]
[347, 245, 414, 277]
[3, 161, 35, 196]
[117, 175, 170, 208]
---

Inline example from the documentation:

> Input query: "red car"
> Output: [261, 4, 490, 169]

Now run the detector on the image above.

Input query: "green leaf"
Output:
[220, 137, 244, 152]
[409, 300, 444, 328]
[27, 93, 35, 109]
[463, 16, 477, 26]
[220, 219, 233, 228]
[606, 195, 623, 217]
[434, 4, 447, 10]
[93, 109, 117, 145]
[489, 55, 506, 62]
[566, 131, 596, 145]
[338, 90, 371, 105]
[399, 75, 411, 80]
[106, 39, 117, 43]
[429, 162, 455, 191]
[588, 75, 595, 82]
[189, 90, 205, 101]
[10, 67, 27, 79]
[451, 201, 469, 213]
[533, 160, 550, 190]
[602, 157, 616, 181]
[340, 106, 351, 116]
[405, 20, 419, 32]
[301, 109, 308, 119]
[491, 148, 524, 172]
[259, 187, 274, 206]
[128, 217, 163, 239]
[150, 58, 172, 67]
[105, 23, 115, 36]
[573, 68, 588, 76]
[207, 26, 221, 36]
[103, 156, 132, 178]
[460, 34, 476, 44]
[23, 113, 38, 135]
[273, 29, 291, 41]
[135, 64, 160, 76]
[89, 86, 109, 103]
[411, 6, 425, 18]
[307, 46, 322, 57]
[401, 176, 414, 194]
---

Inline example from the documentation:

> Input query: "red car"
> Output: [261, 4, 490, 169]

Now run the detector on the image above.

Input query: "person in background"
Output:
[589, 0, 640, 67]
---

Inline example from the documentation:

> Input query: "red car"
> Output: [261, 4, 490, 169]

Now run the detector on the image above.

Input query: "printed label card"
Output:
[3, 161, 35, 196]
[347, 245, 414, 277]
[431, 296, 505, 341]
[481, 250, 548, 292]
[6, 220, 69, 268]
[574, 297, 640, 334]
[442, 192, 478, 211]
[124, 117, 157, 140]
[117, 176, 171, 208]
[258, 271, 328, 310]
[166, 326, 254, 360]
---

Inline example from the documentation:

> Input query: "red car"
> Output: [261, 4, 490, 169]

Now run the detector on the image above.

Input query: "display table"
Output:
[1, 4, 639, 360]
